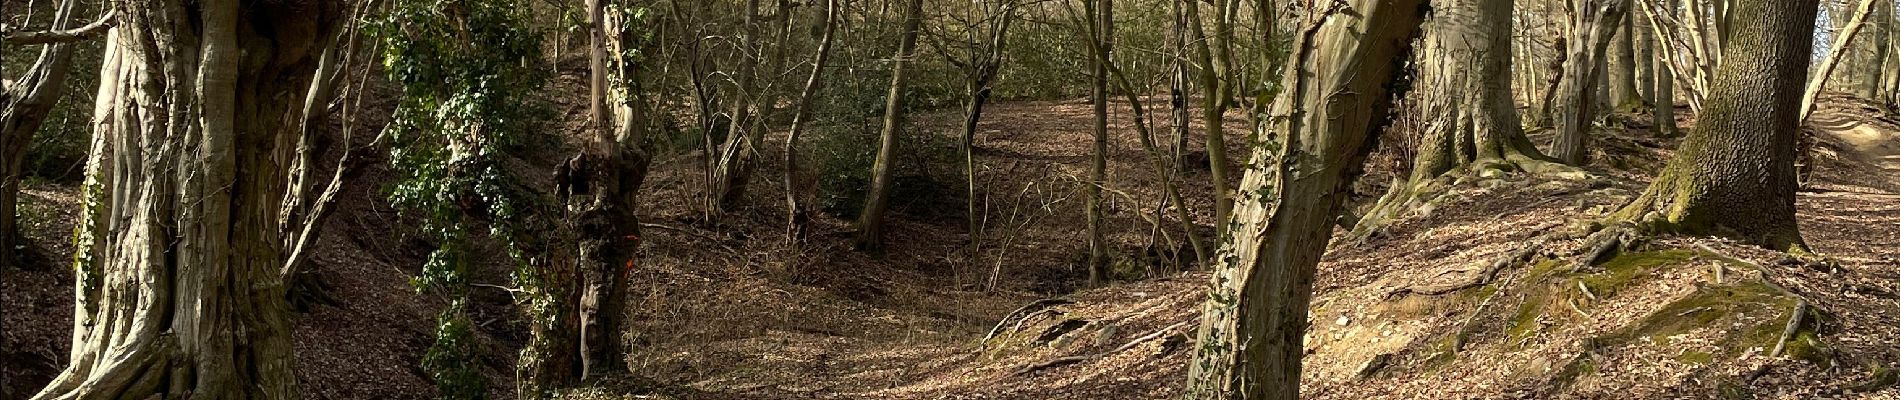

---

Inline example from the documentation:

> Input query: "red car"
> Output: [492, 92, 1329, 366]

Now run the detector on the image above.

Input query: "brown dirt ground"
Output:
[6, 73, 1899, 400]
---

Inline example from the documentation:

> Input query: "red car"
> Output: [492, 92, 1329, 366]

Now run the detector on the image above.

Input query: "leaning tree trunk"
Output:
[708, 0, 763, 215]
[32, 1, 337, 398]
[1183, 0, 1235, 239]
[1349, 0, 1573, 238]
[854, 0, 925, 251]
[1653, 23, 1680, 137]
[785, 0, 840, 252]
[1552, 0, 1631, 165]
[1609, 0, 1816, 251]
[1183, 1, 1426, 398]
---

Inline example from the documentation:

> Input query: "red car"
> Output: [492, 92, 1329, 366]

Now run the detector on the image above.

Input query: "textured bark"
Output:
[1552, 0, 1631, 164]
[33, 1, 337, 398]
[1611, 0, 1814, 251]
[1, 0, 99, 268]
[573, 0, 653, 380]
[1184, 1, 1426, 398]
[854, 0, 924, 251]
[1653, 31, 1680, 137]
[1634, 11, 1656, 104]
[1856, 2, 1889, 98]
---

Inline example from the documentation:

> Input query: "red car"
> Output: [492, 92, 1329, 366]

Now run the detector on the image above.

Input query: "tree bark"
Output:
[1653, 18, 1680, 137]
[1183, 1, 1426, 398]
[1634, 10, 1656, 105]
[1801, 0, 1885, 122]
[1610, 0, 1815, 251]
[574, 0, 652, 380]
[33, 1, 338, 398]
[1552, 0, 1631, 165]
[854, 0, 925, 251]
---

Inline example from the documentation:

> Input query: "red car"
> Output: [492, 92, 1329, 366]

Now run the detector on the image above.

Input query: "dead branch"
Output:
[2, 10, 117, 45]
[1769, 298, 1809, 358]
[1014, 318, 1194, 375]
[982, 298, 1074, 344]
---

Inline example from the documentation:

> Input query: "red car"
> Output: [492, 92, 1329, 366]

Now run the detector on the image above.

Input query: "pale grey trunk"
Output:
[1184, 1, 1426, 398]
[1085, 0, 1112, 286]
[1610, 11, 1642, 111]
[34, 1, 335, 398]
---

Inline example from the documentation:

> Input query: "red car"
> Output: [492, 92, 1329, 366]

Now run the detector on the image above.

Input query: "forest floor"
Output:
[5, 87, 1900, 399]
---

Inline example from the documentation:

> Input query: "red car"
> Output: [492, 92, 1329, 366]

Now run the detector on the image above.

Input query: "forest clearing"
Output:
[4, 0, 1900, 399]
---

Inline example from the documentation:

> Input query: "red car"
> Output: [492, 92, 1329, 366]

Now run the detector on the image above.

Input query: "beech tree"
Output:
[1185, 0, 1427, 398]
[1608, 0, 1818, 251]
[32, 0, 340, 398]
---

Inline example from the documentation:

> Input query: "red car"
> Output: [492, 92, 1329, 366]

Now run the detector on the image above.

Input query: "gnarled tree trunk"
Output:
[1184, 1, 1426, 398]
[1610, 0, 1816, 251]
[33, 1, 338, 398]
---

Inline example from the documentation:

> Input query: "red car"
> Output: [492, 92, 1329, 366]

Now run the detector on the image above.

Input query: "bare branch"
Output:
[3, 10, 117, 45]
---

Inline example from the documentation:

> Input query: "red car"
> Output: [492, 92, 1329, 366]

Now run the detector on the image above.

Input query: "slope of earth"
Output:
[774, 96, 1900, 399]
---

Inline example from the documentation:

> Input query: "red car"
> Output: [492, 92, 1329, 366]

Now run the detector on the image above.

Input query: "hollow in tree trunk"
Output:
[32, 1, 338, 398]
[1608, 0, 1816, 252]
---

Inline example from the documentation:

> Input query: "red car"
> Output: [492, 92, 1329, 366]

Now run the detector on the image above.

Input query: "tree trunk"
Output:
[1856, 1, 1891, 99]
[786, 0, 840, 252]
[1653, 21, 1680, 137]
[1351, 0, 1572, 237]
[1183, 0, 1235, 239]
[0, 0, 95, 268]
[1633, 10, 1656, 105]
[1183, 1, 1426, 398]
[1552, 0, 1631, 165]
[854, 0, 924, 251]
[709, 0, 763, 215]
[1084, 0, 1113, 287]
[1610, 0, 1815, 251]
[574, 0, 652, 380]
[1610, 11, 1643, 111]
[33, 1, 337, 398]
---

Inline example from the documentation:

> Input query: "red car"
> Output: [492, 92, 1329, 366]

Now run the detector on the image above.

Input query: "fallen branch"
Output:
[1014, 318, 1195, 375]
[982, 298, 1074, 344]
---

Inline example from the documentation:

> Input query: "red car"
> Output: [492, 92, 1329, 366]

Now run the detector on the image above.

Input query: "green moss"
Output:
[1677, 351, 1715, 365]
[1577, 250, 1697, 298]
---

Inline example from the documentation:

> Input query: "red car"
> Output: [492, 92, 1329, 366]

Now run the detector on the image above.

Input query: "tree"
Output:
[929, 0, 1019, 262]
[32, 0, 340, 397]
[0, 0, 111, 267]
[1182, 0, 1238, 239]
[1352, 0, 1575, 237]
[784, 0, 841, 252]
[1801, 0, 1886, 122]
[574, 0, 653, 380]
[1551, 0, 1631, 164]
[854, 0, 926, 251]
[708, 0, 766, 215]
[1651, 0, 1680, 137]
[1184, 0, 1427, 398]
[1608, 0, 1818, 251]
[1609, 10, 1645, 111]
[1083, 0, 1113, 286]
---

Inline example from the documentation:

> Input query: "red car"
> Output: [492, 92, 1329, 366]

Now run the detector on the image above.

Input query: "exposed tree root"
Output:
[1386, 237, 1550, 298]
[1768, 299, 1809, 358]
[1350, 161, 1587, 242]
[1571, 223, 1642, 272]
